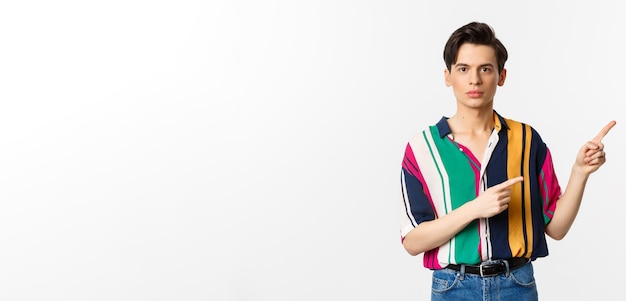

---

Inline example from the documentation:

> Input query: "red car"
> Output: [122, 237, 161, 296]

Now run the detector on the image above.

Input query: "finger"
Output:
[585, 150, 605, 161]
[585, 142, 604, 155]
[497, 176, 524, 189]
[585, 156, 605, 166]
[585, 149, 601, 158]
[592, 120, 616, 143]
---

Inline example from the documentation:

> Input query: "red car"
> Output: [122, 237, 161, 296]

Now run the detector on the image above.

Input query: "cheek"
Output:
[448, 75, 464, 85]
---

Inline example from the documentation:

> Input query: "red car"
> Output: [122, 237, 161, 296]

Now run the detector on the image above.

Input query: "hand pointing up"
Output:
[577, 120, 616, 175]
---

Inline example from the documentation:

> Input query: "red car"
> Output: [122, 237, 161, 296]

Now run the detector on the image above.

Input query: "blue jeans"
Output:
[431, 261, 538, 301]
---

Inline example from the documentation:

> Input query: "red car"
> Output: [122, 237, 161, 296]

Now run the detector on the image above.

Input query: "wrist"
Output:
[570, 165, 590, 180]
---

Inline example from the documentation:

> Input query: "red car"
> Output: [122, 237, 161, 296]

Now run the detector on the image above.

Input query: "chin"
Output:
[460, 100, 492, 109]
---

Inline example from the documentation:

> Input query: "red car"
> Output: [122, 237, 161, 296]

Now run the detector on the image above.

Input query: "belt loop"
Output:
[459, 265, 465, 280]
[503, 259, 511, 277]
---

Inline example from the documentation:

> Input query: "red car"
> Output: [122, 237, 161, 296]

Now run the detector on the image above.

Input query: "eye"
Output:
[458, 67, 467, 72]
[481, 67, 492, 72]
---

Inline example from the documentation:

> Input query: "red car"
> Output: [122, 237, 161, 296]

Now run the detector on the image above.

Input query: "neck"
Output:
[448, 109, 494, 135]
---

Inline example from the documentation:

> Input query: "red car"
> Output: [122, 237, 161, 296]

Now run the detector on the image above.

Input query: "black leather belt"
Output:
[446, 257, 529, 277]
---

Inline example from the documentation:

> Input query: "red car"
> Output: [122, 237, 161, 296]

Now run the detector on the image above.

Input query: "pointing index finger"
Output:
[498, 176, 523, 188]
[592, 120, 617, 143]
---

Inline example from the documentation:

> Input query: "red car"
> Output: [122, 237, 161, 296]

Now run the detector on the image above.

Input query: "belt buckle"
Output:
[479, 260, 502, 277]
[479, 262, 487, 277]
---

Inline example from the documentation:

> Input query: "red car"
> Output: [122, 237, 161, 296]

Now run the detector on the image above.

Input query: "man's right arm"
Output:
[401, 177, 524, 256]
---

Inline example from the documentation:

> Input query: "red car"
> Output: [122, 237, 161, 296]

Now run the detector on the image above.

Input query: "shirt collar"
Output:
[436, 110, 510, 138]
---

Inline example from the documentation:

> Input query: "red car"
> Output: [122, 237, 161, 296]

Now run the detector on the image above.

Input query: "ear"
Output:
[444, 68, 452, 87]
[497, 68, 507, 86]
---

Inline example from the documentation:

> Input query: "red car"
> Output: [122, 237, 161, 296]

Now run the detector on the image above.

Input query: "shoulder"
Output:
[497, 112, 543, 137]
[497, 114, 548, 148]
[407, 118, 447, 144]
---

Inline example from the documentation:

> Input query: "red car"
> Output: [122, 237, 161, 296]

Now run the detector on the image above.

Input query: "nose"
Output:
[469, 71, 482, 86]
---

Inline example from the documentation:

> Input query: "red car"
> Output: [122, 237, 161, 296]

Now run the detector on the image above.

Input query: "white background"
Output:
[1, 1, 624, 300]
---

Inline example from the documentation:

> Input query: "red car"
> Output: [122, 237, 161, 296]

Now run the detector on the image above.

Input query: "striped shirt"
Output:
[399, 111, 562, 269]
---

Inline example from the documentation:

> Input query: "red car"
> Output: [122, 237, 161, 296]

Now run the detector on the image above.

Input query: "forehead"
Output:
[454, 43, 497, 66]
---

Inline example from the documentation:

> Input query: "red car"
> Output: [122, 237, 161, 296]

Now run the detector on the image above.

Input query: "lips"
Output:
[466, 91, 483, 98]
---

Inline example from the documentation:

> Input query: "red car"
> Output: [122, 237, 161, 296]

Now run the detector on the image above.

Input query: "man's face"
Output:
[444, 43, 506, 110]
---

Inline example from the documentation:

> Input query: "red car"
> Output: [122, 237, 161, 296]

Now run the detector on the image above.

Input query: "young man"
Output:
[399, 21, 616, 300]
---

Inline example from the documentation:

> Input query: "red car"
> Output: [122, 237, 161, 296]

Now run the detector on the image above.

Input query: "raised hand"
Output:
[577, 120, 616, 174]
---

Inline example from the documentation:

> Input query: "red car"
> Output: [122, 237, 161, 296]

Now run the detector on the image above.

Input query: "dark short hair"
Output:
[443, 22, 508, 73]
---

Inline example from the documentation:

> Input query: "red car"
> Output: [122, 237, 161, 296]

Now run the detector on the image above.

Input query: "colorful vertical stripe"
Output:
[399, 111, 562, 269]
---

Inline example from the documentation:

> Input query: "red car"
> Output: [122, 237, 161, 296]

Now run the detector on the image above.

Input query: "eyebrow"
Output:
[454, 63, 496, 68]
